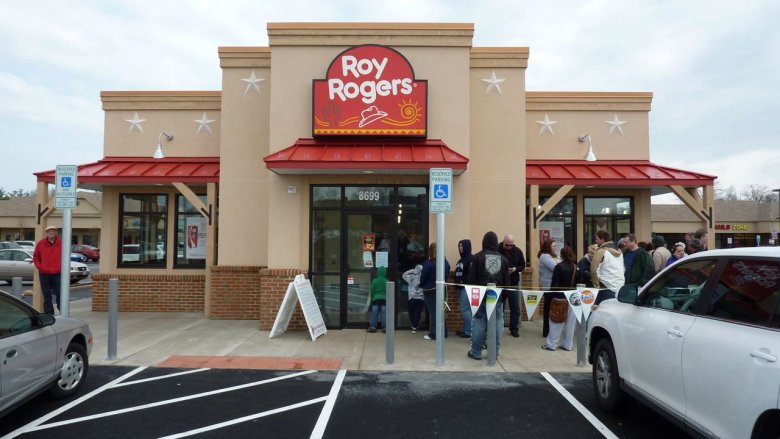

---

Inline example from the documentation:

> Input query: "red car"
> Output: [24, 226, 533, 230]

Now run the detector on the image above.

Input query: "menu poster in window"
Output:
[185, 216, 206, 259]
[362, 233, 376, 251]
[375, 251, 388, 268]
[539, 220, 565, 259]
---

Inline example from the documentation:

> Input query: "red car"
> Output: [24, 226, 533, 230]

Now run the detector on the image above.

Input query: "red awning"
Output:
[35, 157, 220, 188]
[526, 160, 716, 186]
[263, 138, 468, 175]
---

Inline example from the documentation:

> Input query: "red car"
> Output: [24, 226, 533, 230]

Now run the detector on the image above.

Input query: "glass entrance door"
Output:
[344, 213, 393, 327]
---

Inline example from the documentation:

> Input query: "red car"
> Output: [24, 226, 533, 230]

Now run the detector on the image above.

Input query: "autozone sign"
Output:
[312, 45, 427, 137]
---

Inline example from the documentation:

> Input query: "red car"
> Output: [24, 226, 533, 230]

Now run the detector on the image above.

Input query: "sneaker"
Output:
[423, 334, 434, 340]
[467, 351, 481, 360]
[367, 327, 377, 333]
[411, 327, 418, 334]
[559, 346, 572, 351]
[510, 330, 519, 338]
[541, 344, 556, 351]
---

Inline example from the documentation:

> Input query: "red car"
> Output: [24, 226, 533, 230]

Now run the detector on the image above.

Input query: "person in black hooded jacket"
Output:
[455, 239, 474, 338]
[466, 231, 510, 360]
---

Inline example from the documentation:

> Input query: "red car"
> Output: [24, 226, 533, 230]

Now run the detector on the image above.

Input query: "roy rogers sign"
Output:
[313, 45, 427, 137]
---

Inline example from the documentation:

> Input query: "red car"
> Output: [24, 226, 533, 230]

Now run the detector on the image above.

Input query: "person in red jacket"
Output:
[34, 226, 62, 314]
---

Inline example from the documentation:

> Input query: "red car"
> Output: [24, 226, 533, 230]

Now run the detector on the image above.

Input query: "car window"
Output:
[638, 258, 717, 312]
[0, 295, 35, 338]
[0, 251, 10, 261]
[705, 258, 780, 328]
[11, 250, 30, 261]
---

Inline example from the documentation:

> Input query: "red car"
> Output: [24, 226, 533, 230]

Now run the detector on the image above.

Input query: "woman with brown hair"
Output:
[539, 238, 559, 337]
[542, 245, 578, 351]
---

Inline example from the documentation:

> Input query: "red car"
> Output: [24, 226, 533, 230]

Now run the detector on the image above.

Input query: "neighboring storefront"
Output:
[652, 201, 779, 249]
[0, 193, 101, 246]
[33, 23, 715, 329]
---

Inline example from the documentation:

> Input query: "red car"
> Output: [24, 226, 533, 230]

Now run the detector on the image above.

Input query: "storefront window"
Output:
[344, 186, 393, 207]
[119, 194, 167, 267]
[175, 194, 207, 268]
[583, 197, 633, 248]
[539, 196, 576, 257]
[313, 187, 341, 208]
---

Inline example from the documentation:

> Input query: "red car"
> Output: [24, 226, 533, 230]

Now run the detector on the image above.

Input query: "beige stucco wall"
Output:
[469, 48, 528, 248]
[526, 92, 652, 161]
[101, 92, 221, 157]
[217, 48, 271, 266]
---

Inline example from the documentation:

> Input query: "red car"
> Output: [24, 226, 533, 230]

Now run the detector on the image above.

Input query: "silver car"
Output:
[0, 290, 92, 417]
[0, 249, 90, 285]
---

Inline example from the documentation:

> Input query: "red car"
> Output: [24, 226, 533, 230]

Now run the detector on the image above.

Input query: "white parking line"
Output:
[159, 396, 329, 439]
[310, 369, 347, 439]
[540, 372, 618, 439]
[113, 368, 210, 387]
[1, 366, 147, 439]
[28, 369, 317, 431]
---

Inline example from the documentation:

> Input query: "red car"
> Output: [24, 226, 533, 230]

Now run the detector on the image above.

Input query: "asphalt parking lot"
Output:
[2, 366, 689, 438]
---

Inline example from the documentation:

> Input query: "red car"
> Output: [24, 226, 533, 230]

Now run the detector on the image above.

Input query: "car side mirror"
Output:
[25, 257, 33, 263]
[38, 313, 56, 327]
[618, 284, 638, 304]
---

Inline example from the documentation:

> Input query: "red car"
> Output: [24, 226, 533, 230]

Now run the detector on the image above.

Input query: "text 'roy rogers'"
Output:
[329, 55, 412, 104]
[313, 44, 427, 137]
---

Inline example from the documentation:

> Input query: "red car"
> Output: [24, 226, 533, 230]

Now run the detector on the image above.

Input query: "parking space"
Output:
[1, 366, 688, 438]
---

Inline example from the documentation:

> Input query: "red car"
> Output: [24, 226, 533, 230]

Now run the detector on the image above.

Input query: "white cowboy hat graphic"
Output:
[358, 106, 388, 128]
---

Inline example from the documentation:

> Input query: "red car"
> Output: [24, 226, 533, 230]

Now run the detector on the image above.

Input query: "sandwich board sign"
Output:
[269, 274, 327, 341]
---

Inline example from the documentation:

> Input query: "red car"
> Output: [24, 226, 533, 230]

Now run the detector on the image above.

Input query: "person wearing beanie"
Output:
[650, 235, 671, 273]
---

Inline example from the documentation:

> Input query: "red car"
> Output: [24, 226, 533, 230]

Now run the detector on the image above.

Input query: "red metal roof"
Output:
[34, 157, 220, 185]
[526, 160, 716, 186]
[263, 138, 468, 175]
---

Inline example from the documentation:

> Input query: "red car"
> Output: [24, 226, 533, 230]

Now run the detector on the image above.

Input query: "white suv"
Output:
[587, 247, 780, 438]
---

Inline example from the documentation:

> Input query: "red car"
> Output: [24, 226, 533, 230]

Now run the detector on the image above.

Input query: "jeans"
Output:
[470, 300, 504, 358]
[407, 298, 425, 328]
[423, 292, 447, 339]
[39, 272, 61, 314]
[458, 287, 472, 336]
[369, 302, 386, 329]
[507, 289, 521, 332]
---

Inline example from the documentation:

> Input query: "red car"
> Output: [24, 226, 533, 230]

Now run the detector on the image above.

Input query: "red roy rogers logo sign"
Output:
[313, 45, 427, 137]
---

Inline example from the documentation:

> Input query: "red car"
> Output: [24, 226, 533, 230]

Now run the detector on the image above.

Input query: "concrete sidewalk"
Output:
[70, 298, 590, 373]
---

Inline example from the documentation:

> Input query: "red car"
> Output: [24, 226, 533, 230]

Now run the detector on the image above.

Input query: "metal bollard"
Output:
[12, 277, 23, 299]
[107, 278, 119, 360]
[487, 283, 497, 366]
[385, 281, 395, 364]
[576, 284, 587, 367]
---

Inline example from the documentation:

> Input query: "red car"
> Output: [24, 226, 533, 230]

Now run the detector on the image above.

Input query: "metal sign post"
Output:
[55, 165, 77, 317]
[430, 168, 452, 366]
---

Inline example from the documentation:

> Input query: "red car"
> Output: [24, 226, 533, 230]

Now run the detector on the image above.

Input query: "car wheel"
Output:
[592, 338, 625, 412]
[50, 342, 89, 399]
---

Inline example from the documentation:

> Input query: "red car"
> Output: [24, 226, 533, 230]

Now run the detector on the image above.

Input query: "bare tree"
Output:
[715, 182, 739, 200]
[740, 184, 773, 203]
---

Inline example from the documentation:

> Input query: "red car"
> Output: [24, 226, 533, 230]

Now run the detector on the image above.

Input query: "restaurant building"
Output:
[33, 23, 716, 329]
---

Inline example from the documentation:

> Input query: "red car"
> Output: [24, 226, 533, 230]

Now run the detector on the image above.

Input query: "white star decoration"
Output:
[480, 70, 506, 95]
[535, 113, 558, 135]
[605, 113, 628, 135]
[241, 70, 264, 95]
[193, 112, 216, 135]
[125, 112, 146, 134]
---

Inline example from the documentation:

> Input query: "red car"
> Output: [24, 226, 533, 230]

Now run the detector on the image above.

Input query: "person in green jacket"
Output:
[623, 234, 655, 287]
[368, 266, 388, 333]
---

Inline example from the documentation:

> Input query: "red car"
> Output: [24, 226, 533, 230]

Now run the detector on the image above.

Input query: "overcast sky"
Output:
[1, 0, 778, 201]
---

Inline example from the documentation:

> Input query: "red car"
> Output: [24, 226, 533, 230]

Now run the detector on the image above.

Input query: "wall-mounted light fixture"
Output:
[153, 132, 173, 159]
[578, 134, 597, 162]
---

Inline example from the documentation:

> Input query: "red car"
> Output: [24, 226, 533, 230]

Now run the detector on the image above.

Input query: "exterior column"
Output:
[528, 184, 540, 288]
[205, 182, 217, 315]
[32, 181, 50, 311]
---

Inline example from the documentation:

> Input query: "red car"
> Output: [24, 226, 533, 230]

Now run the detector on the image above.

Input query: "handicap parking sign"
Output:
[433, 184, 448, 199]
[60, 176, 72, 187]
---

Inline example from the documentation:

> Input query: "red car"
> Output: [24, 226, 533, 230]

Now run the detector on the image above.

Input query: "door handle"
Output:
[750, 350, 777, 363]
[6, 349, 17, 358]
[666, 328, 684, 337]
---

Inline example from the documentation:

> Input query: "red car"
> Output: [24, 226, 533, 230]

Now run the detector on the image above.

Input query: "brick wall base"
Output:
[92, 274, 205, 312]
